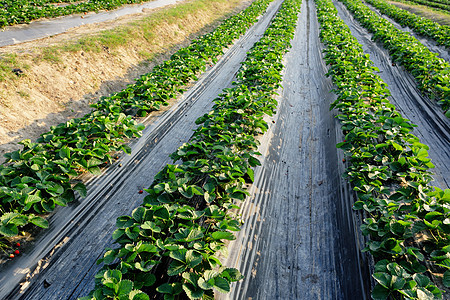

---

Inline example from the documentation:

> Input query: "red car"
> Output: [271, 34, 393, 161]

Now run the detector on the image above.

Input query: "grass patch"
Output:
[61, 26, 133, 53]
[0, 54, 29, 81]
[137, 50, 155, 60]
[41, 47, 62, 63]
[58, 0, 241, 54]
[17, 90, 30, 99]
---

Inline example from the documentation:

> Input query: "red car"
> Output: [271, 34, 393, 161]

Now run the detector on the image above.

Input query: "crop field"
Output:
[0, 0, 449, 299]
[0, 0, 160, 27]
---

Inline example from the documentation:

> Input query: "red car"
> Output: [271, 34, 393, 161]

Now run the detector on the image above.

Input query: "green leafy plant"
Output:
[316, 0, 449, 298]
[339, 0, 450, 117]
[366, 0, 450, 48]
[0, 0, 275, 243]
[80, 0, 302, 299]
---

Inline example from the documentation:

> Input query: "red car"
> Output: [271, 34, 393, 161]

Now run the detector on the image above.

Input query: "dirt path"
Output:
[334, 0, 450, 189]
[0, 1, 286, 298]
[219, 0, 371, 298]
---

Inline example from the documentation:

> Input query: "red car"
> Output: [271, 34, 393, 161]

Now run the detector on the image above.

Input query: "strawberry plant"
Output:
[0, 0, 274, 242]
[338, 0, 450, 117]
[366, 0, 450, 48]
[316, 0, 449, 298]
[81, 0, 302, 299]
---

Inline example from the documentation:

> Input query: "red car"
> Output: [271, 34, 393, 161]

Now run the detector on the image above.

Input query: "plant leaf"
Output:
[73, 182, 87, 197]
[117, 279, 133, 296]
[211, 231, 235, 241]
[167, 260, 187, 276]
[186, 250, 203, 268]
[442, 270, 450, 288]
[371, 283, 390, 300]
[213, 277, 230, 294]
[0, 223, 18, 237]
[29, 215, 49, 228]
[182, 283, 204, 300]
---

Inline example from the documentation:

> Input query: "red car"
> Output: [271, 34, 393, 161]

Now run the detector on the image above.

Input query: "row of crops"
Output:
[79, 0, 302, 299]
[366, 0, 450, 48]
[339, 0, 450, 117]
[399, 0, 450, 13]
[1, 0, 449, 298]
[0, 0, 154, 27]
[0, 0, 273, 244]
[77, 0, 449, 297]
[319, 0, 449, 298]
